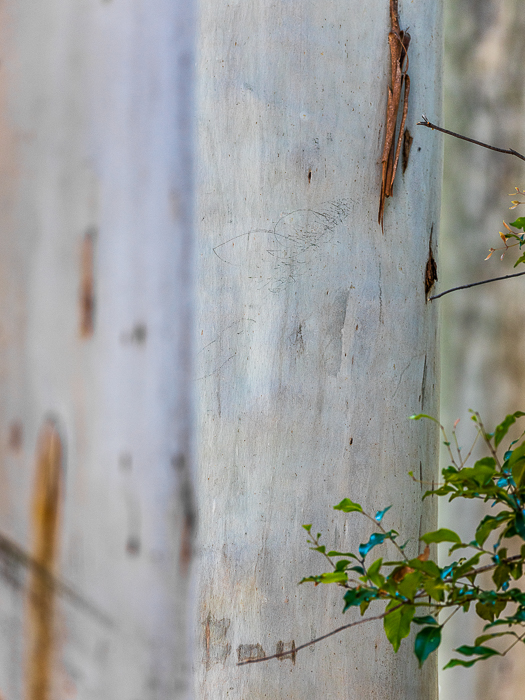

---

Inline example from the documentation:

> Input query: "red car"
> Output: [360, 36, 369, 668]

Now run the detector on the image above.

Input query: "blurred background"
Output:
[440, 0, 525, 697]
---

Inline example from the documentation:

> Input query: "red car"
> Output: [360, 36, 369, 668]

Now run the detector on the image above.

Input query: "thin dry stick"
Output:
[237, 605, 403, 666]
[417, 118, 525, 162]
[428, 270, 525, 301]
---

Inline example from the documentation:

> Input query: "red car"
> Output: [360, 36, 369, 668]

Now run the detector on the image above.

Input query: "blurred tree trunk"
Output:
[0, 1, 195, 698]
[195, 1, 443, 698]
[440, 1, 525, 698]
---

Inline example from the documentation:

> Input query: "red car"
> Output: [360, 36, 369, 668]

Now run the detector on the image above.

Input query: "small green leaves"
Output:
[509, 217, 525, 230]
[384, 601, 415, 653]
[443, 645, 501, 669]
[334, 498, 363, 514]
[414, 626, 442, 667]
[421, 528, 461, 545]
[494, 412, 525, 448]
[302, 411, 525, 673]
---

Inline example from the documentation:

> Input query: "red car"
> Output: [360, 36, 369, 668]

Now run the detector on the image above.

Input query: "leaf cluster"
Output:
[300, 411, 525, 668]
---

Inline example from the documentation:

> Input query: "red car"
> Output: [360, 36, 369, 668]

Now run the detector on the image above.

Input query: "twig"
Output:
[237, 605, 403, 666]
[474, 412, 502, 470]
[428, 270, 525, 301]
[502, 629, 525, 656]
[417, 118, 525, 162]
[362, 511, 408, 562]
[446, 554, 522, 581]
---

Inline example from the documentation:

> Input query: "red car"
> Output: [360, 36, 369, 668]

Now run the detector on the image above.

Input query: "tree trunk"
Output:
[195, 1, 443, 697]
[440, 1, 525, 698]
[0, 1, 195, 698]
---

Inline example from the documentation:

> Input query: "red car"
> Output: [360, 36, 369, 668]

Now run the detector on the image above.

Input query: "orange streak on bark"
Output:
[25, 422, 63, 700]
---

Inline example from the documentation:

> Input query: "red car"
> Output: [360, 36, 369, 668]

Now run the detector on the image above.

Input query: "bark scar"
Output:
[425, 225, 438, 297]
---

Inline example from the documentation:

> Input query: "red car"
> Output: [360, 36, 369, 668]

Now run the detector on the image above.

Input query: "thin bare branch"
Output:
[237, 605, 403, 666]
[417, 118, 525, 162]
[428, 270, 525, 301]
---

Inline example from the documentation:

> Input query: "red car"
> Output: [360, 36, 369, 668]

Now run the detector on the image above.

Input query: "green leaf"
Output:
[407, 558, 441, 578]
[414, 626, 442, 667]
[515, 511, 525, 540]
[508, 442, 525, 485]
[453, 553, 482, 579]
[423, 577, 445, 602]
[475, 514, 511, 547]
[360, 599, 371, 616]
[475, 632, 515, 646]
[302, 524, 312, 533]
[510, 217, 525, 230]
[476, 598, 507, 623]
[455, 644, 501, 658]
[443, 644, 502, 669]
[326, 551, 358, 559]
[375, 506, 392, 523]
[335, 559, 351, 571]
[317, 571, 348, 584]
[342, 588, 376, 613]
[514, 254, 525, 268]
[397, 571, 423, 601]
[421, 528, 461, 545]
[494, 412, 525, 448]
[409, 414, 440, 424]
[384, 602, 415, 653]
[413, 615, 439, 626]
[334, 498, 363, 514]
[493, 563, 512, 590]
[359, 532, 388, 558]
[366, 557, 383, 587]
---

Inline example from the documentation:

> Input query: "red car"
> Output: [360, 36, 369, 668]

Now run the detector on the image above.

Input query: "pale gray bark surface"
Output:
[0, 1, 195, 698]
[439, 1, 525, 699]
[195, 2, 443, 698]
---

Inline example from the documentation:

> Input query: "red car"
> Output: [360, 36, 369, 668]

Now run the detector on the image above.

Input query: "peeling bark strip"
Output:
[378, 0, 411, 229]
[25, 422, 63, 700]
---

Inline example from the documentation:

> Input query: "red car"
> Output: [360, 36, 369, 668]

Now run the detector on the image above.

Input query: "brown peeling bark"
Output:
[378, 0, 411, 230]
[25, 422, 63, 700]
[425, 228, 438, 296]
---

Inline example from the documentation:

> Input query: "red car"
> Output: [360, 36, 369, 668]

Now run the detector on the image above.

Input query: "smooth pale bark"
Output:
[0, 2, 194, 698]
[440, 1, 525, 698]
[196, 2, 442, 698]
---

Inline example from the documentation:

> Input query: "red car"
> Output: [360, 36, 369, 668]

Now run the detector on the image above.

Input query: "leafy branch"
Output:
[416, 118, 525, 300]
[240, 411, 525, 669]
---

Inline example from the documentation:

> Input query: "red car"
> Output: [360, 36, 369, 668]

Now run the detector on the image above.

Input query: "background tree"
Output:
[440, 1, 525, 699]
[195, 1, 443, 698]
[0, 1, 195, 697]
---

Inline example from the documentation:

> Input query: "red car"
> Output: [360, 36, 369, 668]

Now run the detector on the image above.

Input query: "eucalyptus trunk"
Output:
[195, 1, 443, 698]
